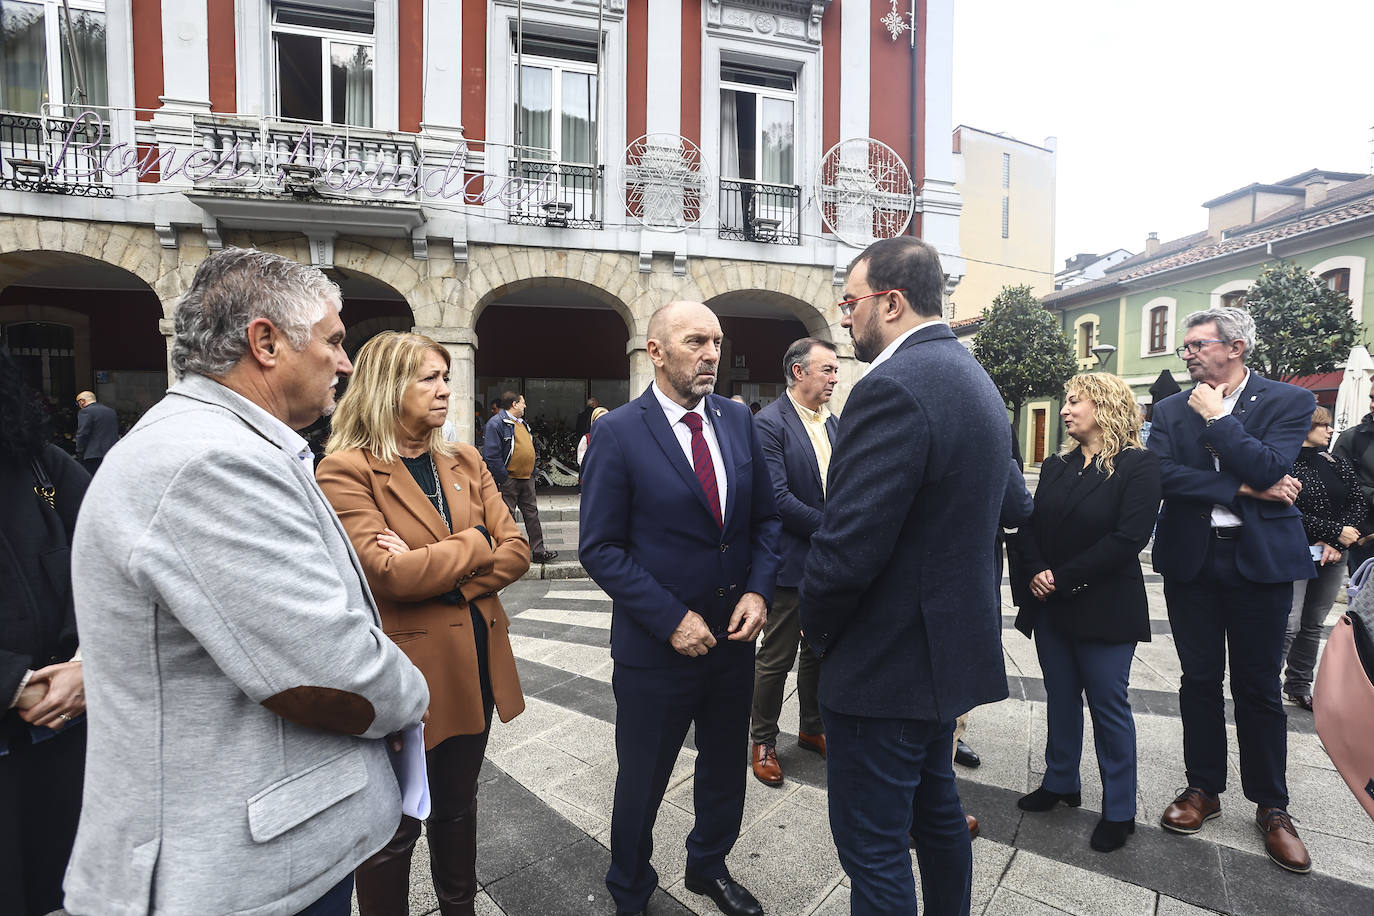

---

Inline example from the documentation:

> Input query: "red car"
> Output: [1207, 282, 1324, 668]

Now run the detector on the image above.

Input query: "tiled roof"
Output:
[1044, 178, 1374, 307]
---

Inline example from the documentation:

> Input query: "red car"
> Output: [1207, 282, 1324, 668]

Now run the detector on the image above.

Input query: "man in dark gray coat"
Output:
[74, 390, 118, 473]
[801, 237, 1011, 916]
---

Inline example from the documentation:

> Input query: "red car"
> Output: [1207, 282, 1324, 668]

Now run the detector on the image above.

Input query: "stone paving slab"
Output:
[335, 491, 1374, 915]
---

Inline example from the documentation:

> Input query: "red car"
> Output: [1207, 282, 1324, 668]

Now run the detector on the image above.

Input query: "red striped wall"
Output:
[462, 2, 486, 140]
[821, 0, 841, 157]
[680, 0, 702, 146]
[626, 3, 647, 143]
[207, 0, 235, 112]
[131, 0, 162, 119]
[398, 0, 423, 131]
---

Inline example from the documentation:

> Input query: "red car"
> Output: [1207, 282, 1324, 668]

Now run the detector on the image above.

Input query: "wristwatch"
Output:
[1205, 415, 1222, 427]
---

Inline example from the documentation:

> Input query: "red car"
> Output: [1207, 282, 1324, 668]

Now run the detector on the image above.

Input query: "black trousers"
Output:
[1163, 537, 1291, 808]
[0, 718, 86, 916]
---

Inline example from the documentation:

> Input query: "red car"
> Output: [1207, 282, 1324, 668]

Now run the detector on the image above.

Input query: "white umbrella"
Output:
[1334, 345, 1374, 437]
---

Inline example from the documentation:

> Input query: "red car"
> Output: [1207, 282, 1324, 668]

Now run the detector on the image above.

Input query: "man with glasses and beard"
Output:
[1149, 306, 1315, 874]
[800, 237, 1014, 915]
[579, 301, 781, 916]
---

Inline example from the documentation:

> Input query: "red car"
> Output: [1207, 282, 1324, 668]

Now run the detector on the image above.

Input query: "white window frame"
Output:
[1139, 296, 1176, 358]
[1073, 313, 1100, 368]
[511, 35, 600, 165]
[1209, 279, 1251, 310]
[719, 64, 798, 187]
[1311, 255, 1366, 323]
[1, 0, 106, 113]
[270, 4, 376, 127]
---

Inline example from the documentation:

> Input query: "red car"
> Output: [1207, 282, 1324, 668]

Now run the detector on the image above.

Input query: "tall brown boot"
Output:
[426, 804, 479, 916]
[355, 816, 421, 916]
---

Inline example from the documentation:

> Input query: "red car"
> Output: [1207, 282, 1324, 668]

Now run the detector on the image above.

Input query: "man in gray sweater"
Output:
[66, 248, 430, 916]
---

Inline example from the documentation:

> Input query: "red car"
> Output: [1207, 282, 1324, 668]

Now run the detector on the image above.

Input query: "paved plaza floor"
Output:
[371, 491, 1374, 916]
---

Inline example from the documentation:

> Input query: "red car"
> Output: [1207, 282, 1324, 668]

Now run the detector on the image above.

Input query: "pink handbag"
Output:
[1313, 611, 1374, 822]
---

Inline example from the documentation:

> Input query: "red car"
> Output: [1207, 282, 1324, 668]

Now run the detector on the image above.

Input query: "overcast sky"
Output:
[951, 0, 1374, 269]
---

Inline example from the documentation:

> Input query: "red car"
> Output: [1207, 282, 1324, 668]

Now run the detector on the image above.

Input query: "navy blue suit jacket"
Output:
[1148, 371, 1315, 584]
[753, 394, 839, 589]
[800, 324, 1011, 721]
[579, 386, 783, 668]
[76, 402, 119, 460]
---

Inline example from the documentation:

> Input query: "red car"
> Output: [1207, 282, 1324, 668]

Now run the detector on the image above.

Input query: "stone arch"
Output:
[685, 259, 836, 338]
[0, 218, 170, 299]
[462, 245, 640, 331]
[0, 248, 167, 415]
[472, 275, 635, 335]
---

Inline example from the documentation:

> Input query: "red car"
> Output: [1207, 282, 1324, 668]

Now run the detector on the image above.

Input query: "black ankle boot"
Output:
[1017, 785, 1082, 812]
[1090, 817, 1136, 852]
[427, 806, 479, 916]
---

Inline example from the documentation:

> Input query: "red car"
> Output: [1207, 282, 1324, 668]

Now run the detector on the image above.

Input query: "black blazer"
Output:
[1011, 446, 1160, 644]
[753, 394, 838, 588]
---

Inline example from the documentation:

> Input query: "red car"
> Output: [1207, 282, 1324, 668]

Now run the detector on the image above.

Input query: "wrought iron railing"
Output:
[718, 178, 801, 245]
[506, 159, 603, 229]
[0, 111, 113, 197]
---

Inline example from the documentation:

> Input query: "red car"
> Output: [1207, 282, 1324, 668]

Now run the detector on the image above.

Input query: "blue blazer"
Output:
[753, 394, 839, 589]
[800, 324, 1011, 721]
[1148, 371, 1315, 584]
[578, 386, 783, 668]
[480, 411, 516, 485]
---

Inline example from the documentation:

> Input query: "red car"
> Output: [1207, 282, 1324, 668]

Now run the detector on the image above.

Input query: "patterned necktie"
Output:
[680, 412, 723, 528]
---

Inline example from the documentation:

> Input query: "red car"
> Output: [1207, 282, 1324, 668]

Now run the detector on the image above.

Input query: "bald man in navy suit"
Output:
[580, 301, 781, 916]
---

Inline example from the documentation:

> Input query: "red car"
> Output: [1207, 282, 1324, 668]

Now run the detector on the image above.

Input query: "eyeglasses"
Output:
[838, 289, 905, 317]
[1175, 339, 1227, 359]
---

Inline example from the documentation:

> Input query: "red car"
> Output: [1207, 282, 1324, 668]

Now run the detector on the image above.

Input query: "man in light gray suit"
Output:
[66, 248, 430, 916]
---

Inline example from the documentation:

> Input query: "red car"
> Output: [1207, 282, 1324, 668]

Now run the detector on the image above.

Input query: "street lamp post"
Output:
[1090, 343, 1118, 371]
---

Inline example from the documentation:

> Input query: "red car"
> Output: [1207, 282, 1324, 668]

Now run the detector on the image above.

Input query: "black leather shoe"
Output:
[533, 549, 559, 562]
[683, 872, 763, 916]
[1017, 785, 1081, 811]
[954, 739, 981, 768]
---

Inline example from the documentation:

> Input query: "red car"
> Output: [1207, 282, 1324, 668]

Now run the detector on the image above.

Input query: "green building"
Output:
[1029, 169, 1374, 464]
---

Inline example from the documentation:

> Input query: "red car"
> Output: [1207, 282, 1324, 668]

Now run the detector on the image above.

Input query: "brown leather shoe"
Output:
[751, 742, 783, 786]
[966, 814, 980, 839]
[797, 731, 826, 758]
[1257, 807, 1312, 874]
[1160, 787, 1221, 834]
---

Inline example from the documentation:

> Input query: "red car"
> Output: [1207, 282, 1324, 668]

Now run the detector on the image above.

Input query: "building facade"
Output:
[948, 124, 1054, 323]
[1030, 168, 1374, 463]
[0, 0, 963, 444]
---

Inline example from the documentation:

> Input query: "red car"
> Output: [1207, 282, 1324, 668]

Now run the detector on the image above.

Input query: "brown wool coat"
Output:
[317, 445, 530, 749]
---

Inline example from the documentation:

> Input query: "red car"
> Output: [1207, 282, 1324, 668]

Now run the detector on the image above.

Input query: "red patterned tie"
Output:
[680, 412, 723, 528]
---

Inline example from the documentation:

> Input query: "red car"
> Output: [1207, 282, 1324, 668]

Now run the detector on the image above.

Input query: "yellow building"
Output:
[949, 126, 1057, 323]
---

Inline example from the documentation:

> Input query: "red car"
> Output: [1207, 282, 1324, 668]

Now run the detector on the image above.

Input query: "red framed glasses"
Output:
[838, 289, 905, 317]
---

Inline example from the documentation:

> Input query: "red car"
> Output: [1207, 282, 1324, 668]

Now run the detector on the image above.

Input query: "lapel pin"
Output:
[714, 408, 721, 417]
[453, 483, 462, 493]
[1250, 395, 1257, 401]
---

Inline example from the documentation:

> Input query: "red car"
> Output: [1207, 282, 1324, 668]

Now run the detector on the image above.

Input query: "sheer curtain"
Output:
[760, 97, 793, 185]
[331, 42, 372, 127]
[60, 8, 107, 110]
[2, 1, 47, 113]
[719, 89, 739, 179]
[560, 71, 595, 164]
[517, 65, 552, 160]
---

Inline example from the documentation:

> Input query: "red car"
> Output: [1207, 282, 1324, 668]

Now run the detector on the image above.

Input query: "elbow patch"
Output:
[262, 686, 376, 735]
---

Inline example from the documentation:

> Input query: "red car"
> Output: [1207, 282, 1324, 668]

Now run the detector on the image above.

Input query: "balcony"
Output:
[718, 179, 801, 245]
[506, 159, 603, 230]
[0, 110, 113, 197]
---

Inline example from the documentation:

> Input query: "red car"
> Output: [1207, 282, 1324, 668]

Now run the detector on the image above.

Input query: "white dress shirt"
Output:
[1207, 368, 1251, 528]
[652, 381, 729, 514]
[218, 385, 315, 470]
[868, 318, 949, 370]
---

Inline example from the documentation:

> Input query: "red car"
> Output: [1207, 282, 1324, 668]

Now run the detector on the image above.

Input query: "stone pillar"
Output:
[628, 337, 652, 398]
[160, 317, 177, 388]
[416, 325, 478, 445]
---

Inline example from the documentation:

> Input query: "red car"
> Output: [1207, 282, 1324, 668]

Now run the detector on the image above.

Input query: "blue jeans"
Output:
[821, 706, 971, 916]
[1033, 619, 1138, 821]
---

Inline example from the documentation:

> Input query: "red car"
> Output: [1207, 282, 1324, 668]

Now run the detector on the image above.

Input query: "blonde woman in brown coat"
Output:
[318, 331, 529, 916]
